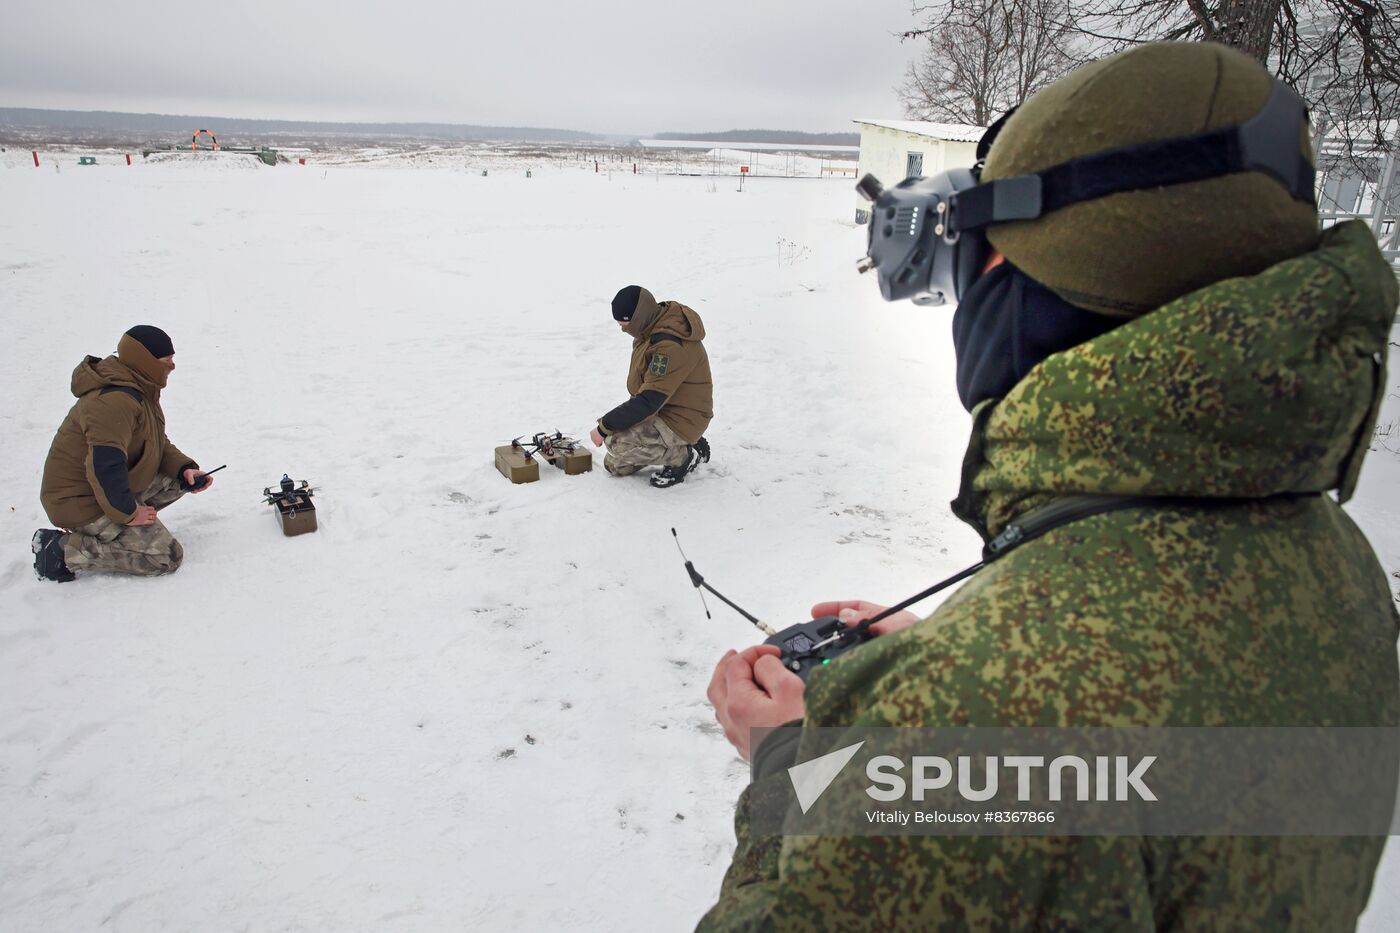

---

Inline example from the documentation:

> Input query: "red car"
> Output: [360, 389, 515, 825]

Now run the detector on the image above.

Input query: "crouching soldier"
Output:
[590, 285, 713, 488]
[32, 325, 214, 582]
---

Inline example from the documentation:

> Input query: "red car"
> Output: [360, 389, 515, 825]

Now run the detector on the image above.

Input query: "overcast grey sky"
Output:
[1, 1, 921, 134]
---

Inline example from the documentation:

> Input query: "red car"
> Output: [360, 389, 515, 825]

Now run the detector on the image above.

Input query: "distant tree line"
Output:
[0, 108, 606, 145]
[653, 129, 860, 145]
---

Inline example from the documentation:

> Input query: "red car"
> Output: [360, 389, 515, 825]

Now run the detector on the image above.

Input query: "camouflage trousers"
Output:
[64, 475, 186, 576]
[604, 418, 692, 476]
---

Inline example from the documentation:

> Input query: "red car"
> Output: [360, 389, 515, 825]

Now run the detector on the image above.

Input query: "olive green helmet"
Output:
[982, 42, 1320, 317]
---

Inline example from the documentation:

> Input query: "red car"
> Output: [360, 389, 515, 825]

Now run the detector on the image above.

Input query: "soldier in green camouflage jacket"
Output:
[701, 43, 1400, 931]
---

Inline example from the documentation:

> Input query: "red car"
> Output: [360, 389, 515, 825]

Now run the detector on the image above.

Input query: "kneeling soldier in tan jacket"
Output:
[32, 325, 214, 582]
[590, 286, 713, 488]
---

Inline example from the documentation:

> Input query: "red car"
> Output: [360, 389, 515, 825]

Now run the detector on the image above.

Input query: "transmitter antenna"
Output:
[671, 529, 777, 636]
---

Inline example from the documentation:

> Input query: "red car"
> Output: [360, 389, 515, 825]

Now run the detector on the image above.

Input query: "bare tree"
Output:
[899, 0, 1079, 126]
[903, 1, 1399, 162]
[1082, 0, 1397, 163]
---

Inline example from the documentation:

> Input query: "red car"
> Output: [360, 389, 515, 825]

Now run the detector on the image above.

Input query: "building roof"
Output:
[853, 119, 986, 143]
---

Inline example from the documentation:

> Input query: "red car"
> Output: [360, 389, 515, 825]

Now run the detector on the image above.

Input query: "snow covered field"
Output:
[2, 152, 1399, 931]
[5, 141, 857, 179]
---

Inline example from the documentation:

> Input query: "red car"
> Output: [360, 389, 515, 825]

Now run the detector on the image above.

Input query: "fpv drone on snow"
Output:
[508, 431, 583, 462]
[495, 431, 593, 484]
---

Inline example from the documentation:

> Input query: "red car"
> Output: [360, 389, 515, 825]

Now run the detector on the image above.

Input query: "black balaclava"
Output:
[952, 261, 1123, 411]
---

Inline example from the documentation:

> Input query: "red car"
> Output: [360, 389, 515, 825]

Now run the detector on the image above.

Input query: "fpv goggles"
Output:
[856, 79, 1316, 306]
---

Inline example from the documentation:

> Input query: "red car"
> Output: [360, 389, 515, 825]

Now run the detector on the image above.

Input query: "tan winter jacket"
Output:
[599, 301, 713, 443]
[40, 335, 196, 528]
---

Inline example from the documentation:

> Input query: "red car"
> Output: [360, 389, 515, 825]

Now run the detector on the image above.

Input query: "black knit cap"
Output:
[125, 325, 174, 359]
[611, 285, 642, 321]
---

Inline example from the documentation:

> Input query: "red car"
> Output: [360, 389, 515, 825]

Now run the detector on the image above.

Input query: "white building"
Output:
[1314, 121, 1400, 272]
[851, 119, 985, 223]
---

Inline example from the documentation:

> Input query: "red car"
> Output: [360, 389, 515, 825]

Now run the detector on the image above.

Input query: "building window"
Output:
[906, 151, 924, 177]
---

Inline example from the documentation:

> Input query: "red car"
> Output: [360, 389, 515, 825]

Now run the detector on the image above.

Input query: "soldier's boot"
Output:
[650, 443, 707, 489]
[649, 461, 691, 488]
[31, 529, 76, 583]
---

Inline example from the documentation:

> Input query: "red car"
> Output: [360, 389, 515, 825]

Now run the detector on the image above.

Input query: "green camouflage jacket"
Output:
[700, 221, 1400, 931]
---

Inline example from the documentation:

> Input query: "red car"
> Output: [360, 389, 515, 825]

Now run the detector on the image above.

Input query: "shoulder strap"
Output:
[855, 492, 1321, 634]
[983, 492, 1320, 560]
[99, 385, 144, 404]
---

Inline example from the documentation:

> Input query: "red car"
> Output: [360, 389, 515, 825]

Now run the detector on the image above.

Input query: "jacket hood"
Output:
[116, 333, 171, 389]
[641, 301, 706, 344]
[953, 220, 1398, 539]
[70, 353, 162, 401]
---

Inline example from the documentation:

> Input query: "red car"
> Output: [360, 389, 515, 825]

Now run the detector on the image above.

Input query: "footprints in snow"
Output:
[616, 804, 690, 837]
[493, 733, 538, 761]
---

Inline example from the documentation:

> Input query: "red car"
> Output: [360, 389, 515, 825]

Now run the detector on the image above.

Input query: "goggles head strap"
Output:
[947, 80, 1315, 235]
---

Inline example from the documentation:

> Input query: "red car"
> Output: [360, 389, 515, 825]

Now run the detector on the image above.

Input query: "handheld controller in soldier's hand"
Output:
[761, 614, 878, 680]
[187, 464, 226, 491]
[671, 529, 878, 681]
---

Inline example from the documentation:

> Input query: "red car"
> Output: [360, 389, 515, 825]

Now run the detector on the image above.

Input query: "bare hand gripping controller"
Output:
[671, 529, 915, 681]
